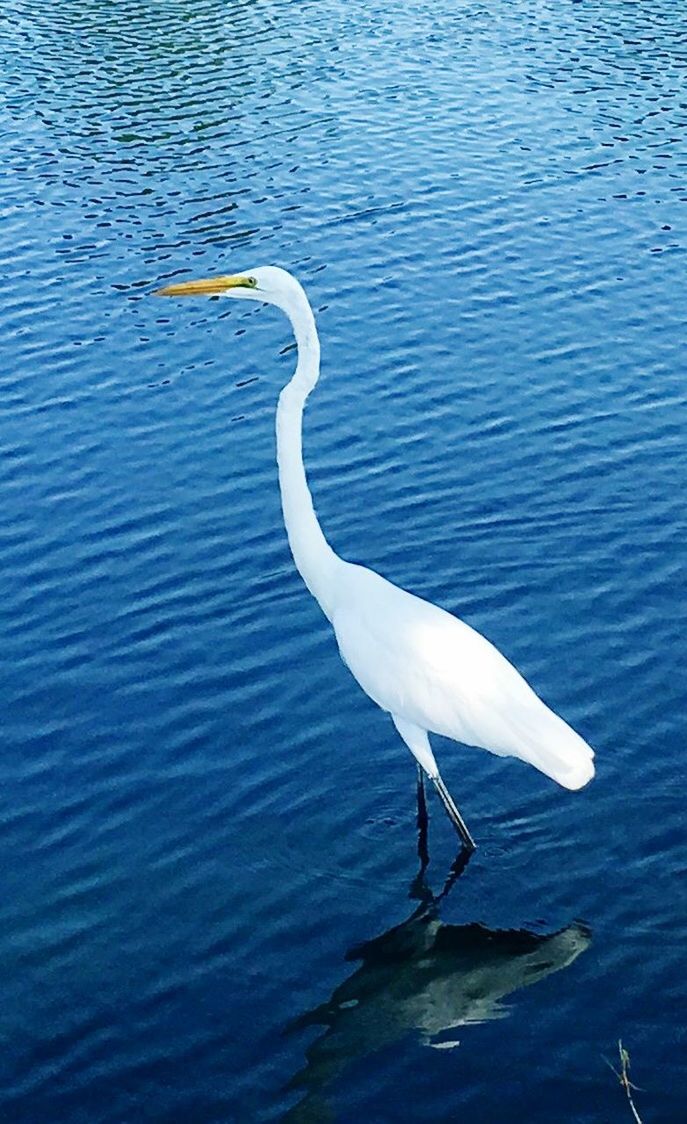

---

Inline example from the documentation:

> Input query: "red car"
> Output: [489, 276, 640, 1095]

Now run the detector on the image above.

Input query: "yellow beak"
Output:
[154, 274, 257, 297]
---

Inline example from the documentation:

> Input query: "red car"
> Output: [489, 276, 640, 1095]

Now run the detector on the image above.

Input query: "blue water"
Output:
[1, 1, 686, 1120]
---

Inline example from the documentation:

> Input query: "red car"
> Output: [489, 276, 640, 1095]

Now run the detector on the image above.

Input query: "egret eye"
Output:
[245, 276, 258, 288]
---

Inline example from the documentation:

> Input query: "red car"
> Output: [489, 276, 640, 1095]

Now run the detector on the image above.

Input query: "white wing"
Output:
[332, 563, 594, 790]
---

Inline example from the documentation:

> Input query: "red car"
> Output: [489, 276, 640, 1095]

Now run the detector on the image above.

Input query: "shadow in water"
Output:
[282, 778, 591, 1122]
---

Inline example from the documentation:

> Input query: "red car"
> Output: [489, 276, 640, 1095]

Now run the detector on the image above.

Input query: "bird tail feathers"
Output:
[507, 702, 595, 791]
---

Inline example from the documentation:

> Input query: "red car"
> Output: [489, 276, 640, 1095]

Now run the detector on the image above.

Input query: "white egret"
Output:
[156, 267, 595, 849]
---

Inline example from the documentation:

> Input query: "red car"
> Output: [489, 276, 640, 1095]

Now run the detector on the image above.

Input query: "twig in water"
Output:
[605, 1040, 643, 1124]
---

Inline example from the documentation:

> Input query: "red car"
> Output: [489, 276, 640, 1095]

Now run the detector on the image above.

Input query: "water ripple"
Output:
[1, 0, 686, 1120]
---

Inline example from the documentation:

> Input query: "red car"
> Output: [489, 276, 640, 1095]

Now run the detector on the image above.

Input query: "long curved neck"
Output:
[276, 288, 340, 621]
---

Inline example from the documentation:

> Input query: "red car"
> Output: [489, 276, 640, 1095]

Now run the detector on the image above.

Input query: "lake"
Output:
[0, 0, 685, 1120]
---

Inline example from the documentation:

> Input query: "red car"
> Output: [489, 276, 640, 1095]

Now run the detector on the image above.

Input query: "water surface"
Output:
[1, 1, 686, 1120]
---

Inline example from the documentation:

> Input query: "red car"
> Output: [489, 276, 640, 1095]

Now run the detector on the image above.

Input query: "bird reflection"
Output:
[282, 778, 591, 1122]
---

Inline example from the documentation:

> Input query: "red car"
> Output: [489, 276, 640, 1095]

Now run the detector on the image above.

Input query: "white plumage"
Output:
[157, 265, 595, 849]
[332, 563, 594, 792]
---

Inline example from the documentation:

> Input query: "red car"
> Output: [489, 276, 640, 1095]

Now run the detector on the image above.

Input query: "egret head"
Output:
[155, 266, 303, 312]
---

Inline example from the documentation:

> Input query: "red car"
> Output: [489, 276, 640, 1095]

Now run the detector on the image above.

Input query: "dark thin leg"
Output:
[416, 765, 429, 873]
[432, 774, 476, 852]
[410, 767, 473, 912]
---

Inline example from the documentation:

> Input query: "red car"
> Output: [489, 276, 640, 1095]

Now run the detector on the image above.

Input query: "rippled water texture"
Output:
[1, 1, 686, 1120]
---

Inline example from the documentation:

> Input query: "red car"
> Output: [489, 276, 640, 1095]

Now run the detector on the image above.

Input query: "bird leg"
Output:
[432, 773, 476, 852]
[392, 715, 477, 852]
[416, 765, 430, 873]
